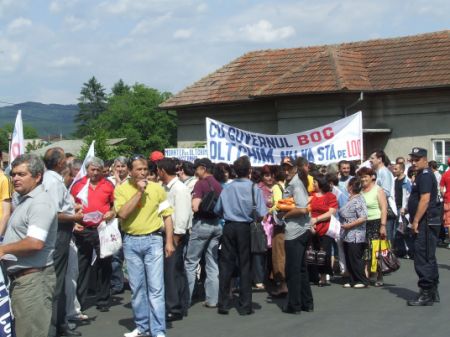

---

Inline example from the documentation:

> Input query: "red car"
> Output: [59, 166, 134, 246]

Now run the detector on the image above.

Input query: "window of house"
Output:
[432, 140, 450, 163]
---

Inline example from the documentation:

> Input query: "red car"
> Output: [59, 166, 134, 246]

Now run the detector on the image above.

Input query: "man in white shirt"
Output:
[157, 158, 192, 322]
[177, 160, 198, 193]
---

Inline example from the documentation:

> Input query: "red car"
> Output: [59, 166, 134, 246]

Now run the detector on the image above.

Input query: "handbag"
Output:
[305, 245, 317, 264]
[250, 184, 268, 253]
[304, 245, 326, 266]
[386, 196, 397, 220]
[374, 239, 400, 274]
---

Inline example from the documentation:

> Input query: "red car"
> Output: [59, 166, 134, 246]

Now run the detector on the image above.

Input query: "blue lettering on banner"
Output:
[228, 127, 236, 142]
[209, 122, 225, 139]
[209, 141, 226, 160]
[236, 145, 274, 164]
[209, 141, 217, 159]
[337, 149, 347, 159]
[317, 144, 336, 162]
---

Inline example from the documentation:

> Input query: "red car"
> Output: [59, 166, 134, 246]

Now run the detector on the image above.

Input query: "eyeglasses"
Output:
[128, 154, 146, 166]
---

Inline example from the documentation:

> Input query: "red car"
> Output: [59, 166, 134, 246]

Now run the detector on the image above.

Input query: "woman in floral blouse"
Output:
[339, 177, 369, 288]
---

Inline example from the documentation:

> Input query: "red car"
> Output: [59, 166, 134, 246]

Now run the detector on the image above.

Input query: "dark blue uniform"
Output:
[407, 168, 440, 290]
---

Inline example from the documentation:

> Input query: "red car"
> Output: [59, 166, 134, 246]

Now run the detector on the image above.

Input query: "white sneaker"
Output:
[124, 328, 150, 337]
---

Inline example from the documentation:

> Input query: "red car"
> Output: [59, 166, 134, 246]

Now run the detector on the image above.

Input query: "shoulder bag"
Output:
[250, 183, 268, 253]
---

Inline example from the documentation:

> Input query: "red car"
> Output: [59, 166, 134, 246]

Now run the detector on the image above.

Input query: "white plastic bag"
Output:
[325, 214, 341, 240]
[97, 218, 122, 258]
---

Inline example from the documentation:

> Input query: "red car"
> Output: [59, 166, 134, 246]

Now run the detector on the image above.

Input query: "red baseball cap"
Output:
[149, 151, 164, 162]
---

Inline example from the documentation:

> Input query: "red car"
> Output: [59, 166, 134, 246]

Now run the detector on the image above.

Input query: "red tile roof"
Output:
[160, 30, 450, 108]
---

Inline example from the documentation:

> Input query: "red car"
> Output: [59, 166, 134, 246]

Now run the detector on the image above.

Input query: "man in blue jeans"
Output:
[184, 158, 222, 308]
[115, 156, 175, 337]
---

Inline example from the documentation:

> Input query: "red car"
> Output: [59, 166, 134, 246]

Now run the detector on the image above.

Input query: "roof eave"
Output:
[159, 84, 450, 110]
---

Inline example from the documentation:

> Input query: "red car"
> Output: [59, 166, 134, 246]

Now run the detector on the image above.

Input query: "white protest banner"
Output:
[165, 148, 208, 162]
[206, 111, 362, 166]
[9, 110, 24, 164]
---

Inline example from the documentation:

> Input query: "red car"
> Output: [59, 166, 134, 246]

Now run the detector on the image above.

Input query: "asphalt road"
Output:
[76, 247, 450, 337]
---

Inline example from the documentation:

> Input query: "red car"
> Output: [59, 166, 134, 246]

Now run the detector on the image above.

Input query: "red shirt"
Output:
[440, 170, 450, 203]
[71, 176, 115, 227]
[310, 192, 338, 236]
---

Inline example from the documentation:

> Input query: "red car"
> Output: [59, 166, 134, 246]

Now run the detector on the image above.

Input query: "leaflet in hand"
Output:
[83, 211, 104, 223]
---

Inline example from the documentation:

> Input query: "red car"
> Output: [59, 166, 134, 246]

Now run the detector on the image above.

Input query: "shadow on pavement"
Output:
[382, 285, 417, 301]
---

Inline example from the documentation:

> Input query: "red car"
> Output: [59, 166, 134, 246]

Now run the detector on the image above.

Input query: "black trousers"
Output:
[343, 241, 369, 285]
[218, 222, 252, 313]
[285, 231, 313, 311]
[414, 221, 439, 290]
[49, 223, 73, 337]
[308, 234, 334, 279]
[164, 234, 189, 315]
[74, 227, 112, 310]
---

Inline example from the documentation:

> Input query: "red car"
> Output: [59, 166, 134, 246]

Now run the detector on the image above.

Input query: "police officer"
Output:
[407, 147, 440, 306]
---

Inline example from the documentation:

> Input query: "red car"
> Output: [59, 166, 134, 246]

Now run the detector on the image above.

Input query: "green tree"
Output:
[92, 83, 176, 155]
[75, 76, 107, 137]
[111, 79, 131, 97]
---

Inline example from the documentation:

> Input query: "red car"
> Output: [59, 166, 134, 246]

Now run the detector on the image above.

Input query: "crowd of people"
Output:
[0, 145, 448, 337]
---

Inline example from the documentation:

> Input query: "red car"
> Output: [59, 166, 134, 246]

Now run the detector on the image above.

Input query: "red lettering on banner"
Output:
[323, 127, 334, 139]
[297, 127, 335, 146]
[297, 135, 309, 145]
[346, 140, 361, 157]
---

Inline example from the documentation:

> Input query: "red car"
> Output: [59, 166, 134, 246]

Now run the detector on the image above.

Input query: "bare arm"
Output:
[163, 215, 175, 257]
[342, 217, 367, 230]
[117, 191, 143, 220]
[0, 200, 11, 235]
[283, 207, 309, 219]
[0, 237, 45, 258]
[192, 198, 201, 213]
[377, 188, 388, 237]
[311, 207, 337, 225]
[58, 211, 84, 224]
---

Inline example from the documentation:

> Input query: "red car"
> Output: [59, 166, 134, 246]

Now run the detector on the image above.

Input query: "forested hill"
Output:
[0, 102, 78, 138]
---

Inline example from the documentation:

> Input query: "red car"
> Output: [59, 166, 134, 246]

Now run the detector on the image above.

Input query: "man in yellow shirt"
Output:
[115, 155, 175, 337]
[0, 166, 12, 236]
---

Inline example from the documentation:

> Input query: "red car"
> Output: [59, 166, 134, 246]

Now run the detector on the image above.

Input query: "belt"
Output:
[224, 220, 251, 225]
[126, 230, 163, 237]
[9, 266, 48, 281]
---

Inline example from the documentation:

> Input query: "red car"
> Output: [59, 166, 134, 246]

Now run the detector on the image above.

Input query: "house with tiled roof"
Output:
[160, 30, 450, 162]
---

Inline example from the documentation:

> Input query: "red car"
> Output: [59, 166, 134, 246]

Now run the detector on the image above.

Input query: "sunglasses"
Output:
[128, 154, 146, 166]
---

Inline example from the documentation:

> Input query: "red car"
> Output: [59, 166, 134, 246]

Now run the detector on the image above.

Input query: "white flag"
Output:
[9, 110, 24, 163]
[70, 140, 95, 190]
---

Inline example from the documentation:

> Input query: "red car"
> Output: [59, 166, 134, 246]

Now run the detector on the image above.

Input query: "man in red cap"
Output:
[149, 151, 165, 162]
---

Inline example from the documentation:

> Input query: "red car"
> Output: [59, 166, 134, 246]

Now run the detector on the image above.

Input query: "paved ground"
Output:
[76, 247, 450, 337]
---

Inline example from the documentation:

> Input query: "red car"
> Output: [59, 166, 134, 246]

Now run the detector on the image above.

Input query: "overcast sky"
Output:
[0, 0, 449, 105]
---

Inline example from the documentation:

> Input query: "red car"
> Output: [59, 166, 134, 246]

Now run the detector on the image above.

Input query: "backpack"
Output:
[197, 178, 219, 219]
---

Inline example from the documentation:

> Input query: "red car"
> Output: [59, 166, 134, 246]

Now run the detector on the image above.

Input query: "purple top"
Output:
[192, 175, 222, 200]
